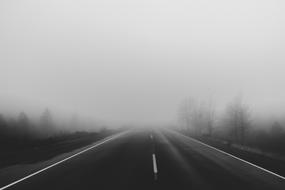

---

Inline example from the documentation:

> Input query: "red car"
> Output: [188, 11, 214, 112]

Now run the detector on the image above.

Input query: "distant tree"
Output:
[269, 121, 285, 153]
[270, 121, 284, 137]
[204, 100, 216, 136]
[178, 98, 209, 135]
[40, 109, 54, 136]
[69, 113, 79, 132]
[191, 102, 206, 135]
[17, 112, 31, 137]
[225, 96, 250, 145]
[178, 98, 194, 132]
[0, 114, 7, 136]
[6, 117, 18, 138]
[18, 112, 29, 127]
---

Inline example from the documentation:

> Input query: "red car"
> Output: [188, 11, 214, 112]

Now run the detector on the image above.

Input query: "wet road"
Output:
[1, 129, 285, 190]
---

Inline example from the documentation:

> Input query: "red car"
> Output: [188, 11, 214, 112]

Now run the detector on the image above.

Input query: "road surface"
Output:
[1, 129, 285, 190]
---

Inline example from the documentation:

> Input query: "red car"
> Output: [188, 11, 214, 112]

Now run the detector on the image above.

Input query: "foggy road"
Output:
[1, 129, 285, 190]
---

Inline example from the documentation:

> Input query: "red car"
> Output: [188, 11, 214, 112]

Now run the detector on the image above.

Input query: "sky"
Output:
[1, 0, 285, 124]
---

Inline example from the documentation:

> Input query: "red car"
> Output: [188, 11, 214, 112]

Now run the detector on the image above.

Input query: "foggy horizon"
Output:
[2, 1, 285, 190]
[1, 0, 285, 125]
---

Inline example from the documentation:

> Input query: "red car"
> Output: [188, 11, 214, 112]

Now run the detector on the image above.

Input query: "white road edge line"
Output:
[0, 131, 129, 190]
[168, 129, 285, 180]
[152, 153, 158, 180]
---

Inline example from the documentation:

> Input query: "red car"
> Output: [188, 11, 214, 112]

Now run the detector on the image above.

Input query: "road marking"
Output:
[168, 129, 285, 180]
[152, 154, 158, 180]
[0, 131, 129, 190]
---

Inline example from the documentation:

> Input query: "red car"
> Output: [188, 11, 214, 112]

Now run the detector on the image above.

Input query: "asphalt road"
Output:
[1, 129, 285, 190]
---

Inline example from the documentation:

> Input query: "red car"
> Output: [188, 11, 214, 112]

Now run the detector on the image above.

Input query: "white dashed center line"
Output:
[152, 153, 158, 180]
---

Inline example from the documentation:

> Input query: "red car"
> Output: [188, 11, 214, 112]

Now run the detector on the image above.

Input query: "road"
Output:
[1, 129, 285, 190]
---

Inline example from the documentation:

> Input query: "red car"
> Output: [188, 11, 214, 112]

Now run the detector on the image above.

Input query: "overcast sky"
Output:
[1, 0, 285, 124]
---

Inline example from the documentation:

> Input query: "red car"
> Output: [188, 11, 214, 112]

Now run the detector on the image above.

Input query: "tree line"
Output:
[0, 109, 59, 141]
[178, 95, 285, 155]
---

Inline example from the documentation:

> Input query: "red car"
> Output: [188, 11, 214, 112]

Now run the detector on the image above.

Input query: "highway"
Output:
[1, 129, 285, 190]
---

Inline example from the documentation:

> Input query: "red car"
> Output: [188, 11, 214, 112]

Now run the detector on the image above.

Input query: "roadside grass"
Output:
[177, 130, 285, 177]
[195, 136, 285, 177]
[0, 130, 115, 169]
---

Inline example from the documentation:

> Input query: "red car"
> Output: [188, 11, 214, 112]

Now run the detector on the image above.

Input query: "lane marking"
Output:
[0, 131, 129, 190]
[167, 129, 285, 180]
[152, 154, 158, 180]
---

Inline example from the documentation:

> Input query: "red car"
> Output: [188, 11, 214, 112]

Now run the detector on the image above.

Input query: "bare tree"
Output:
[69, 113, 79, 132]
[18, 112, 30, 127]
[270, 121, 284, 137]
[178, 98, 193, 132]
[17, 112, 31, 137]
[204, 100, 215, 136]
[178, 98, 210, 136]
[40, 109, 55, 137]
[225, 96, 250, 145]
[0, 114, 7, 136]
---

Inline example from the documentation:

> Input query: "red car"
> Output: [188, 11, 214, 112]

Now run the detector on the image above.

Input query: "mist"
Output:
[2, 1, 285, 189]
[1, 0, 285, 125]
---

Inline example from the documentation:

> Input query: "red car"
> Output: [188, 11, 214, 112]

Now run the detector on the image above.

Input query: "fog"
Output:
[1, 0, 285, 125]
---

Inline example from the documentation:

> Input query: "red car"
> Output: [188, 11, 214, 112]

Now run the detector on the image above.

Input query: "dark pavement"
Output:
[1, 129, 285, 190]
